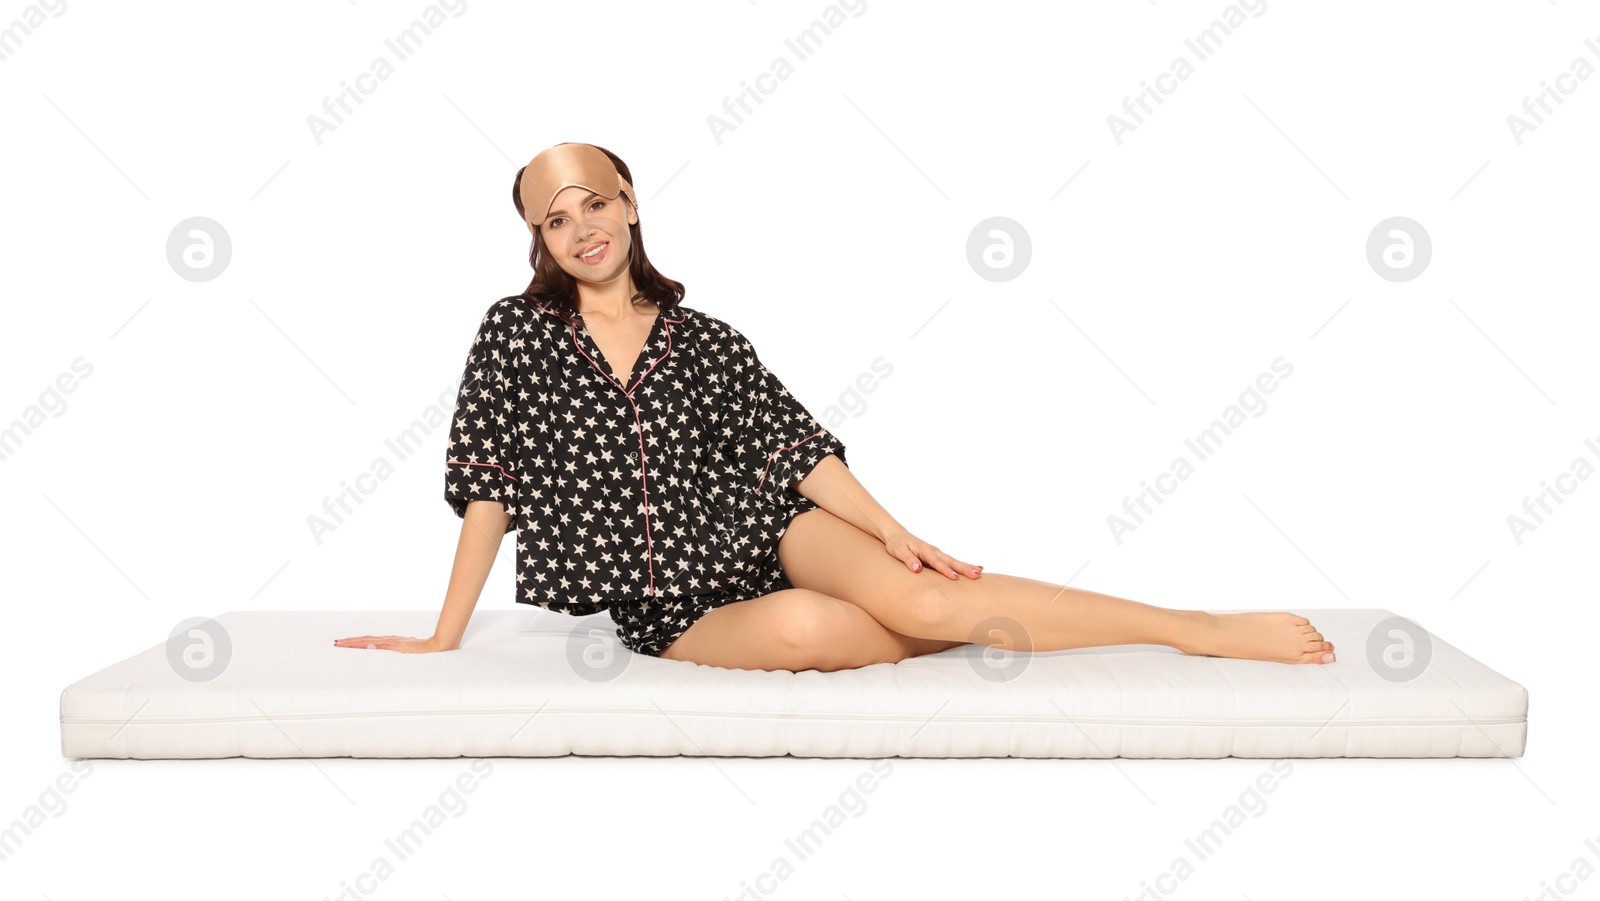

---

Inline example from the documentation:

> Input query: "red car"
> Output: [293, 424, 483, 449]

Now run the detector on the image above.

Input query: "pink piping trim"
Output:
[446, 460, 521, 483]
[550, 304, 687, 598]
[754, 427, 826, 495]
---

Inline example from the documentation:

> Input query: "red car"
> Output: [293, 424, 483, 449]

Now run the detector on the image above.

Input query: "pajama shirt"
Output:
[443, 295, 848, 657]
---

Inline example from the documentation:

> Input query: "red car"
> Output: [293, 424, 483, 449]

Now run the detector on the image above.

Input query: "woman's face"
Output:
[538, 184, 637, 284]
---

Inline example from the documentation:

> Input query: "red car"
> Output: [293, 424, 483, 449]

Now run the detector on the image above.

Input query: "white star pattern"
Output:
[444, 296, 848, 656]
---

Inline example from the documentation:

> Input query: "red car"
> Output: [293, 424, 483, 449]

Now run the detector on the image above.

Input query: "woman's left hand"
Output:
[880, 526, 983, 579]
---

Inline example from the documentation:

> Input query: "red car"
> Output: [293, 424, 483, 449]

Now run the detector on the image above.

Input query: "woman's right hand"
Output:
[333, 634, 456, 653]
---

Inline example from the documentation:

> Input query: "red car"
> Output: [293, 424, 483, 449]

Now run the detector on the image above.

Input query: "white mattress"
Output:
[59, 607, 1527, 759]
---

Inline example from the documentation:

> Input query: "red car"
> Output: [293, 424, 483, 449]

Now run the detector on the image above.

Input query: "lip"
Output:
[576, 241, 608, 258]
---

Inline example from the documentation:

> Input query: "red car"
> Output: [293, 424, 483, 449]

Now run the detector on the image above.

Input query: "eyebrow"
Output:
[544, 191, 602, 222]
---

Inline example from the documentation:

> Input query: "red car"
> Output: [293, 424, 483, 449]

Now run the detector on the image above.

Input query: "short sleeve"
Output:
[444, 301, 526, 533]
[717, 325, 848, 502]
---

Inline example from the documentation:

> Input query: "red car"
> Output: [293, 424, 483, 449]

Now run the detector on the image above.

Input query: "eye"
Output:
[548, 217, 565, 228]
[590, 200, 606, 211]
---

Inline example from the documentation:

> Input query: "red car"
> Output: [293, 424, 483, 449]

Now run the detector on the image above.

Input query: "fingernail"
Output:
[1322, 653, 1335, 663]
[912, 563, 921, 572]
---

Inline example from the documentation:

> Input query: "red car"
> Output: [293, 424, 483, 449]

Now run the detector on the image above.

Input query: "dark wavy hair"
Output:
[510, 144, 685, 329]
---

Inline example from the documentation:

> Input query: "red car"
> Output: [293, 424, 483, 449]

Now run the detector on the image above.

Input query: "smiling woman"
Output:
[332, 141, 1340, 673]
[507, 143, 684, 333]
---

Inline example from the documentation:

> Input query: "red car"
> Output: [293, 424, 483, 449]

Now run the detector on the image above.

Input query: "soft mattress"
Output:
[59, 607, 1528, 759]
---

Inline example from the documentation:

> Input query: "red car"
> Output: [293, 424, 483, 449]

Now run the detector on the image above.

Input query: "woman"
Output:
[335, 142, 1337, 672]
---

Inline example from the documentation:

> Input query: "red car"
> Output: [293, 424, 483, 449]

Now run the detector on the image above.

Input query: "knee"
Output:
[766, 590, 853, 652]
[764, 591, 897, 670]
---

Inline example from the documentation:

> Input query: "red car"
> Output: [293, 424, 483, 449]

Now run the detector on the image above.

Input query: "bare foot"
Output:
[1176, 611, 1336, 664]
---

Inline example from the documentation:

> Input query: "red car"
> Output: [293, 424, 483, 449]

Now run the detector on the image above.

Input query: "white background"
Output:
[2, 0, 1594, 897]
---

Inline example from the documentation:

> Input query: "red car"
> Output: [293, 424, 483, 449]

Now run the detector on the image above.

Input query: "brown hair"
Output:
[510, 144, 685, 329]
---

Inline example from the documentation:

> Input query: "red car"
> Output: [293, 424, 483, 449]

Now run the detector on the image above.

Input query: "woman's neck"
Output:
[575, 276, 647, 321]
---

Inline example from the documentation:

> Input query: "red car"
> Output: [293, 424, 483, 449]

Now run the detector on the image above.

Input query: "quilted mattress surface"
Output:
[58, 607, 1528, 759]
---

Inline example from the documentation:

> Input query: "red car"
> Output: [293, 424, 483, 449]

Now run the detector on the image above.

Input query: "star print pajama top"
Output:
[443, 295, 848, 657]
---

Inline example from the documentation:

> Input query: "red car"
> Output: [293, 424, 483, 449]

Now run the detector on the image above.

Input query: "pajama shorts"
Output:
[612, 500, 818, 658]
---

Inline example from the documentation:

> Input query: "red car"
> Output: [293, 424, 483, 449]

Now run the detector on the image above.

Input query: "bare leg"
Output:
[656, 588, 967, 672]
[778, 509, 1336, 665]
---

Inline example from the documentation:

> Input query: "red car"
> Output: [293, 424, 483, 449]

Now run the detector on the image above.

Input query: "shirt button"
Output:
[627, 452, 639, 464]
